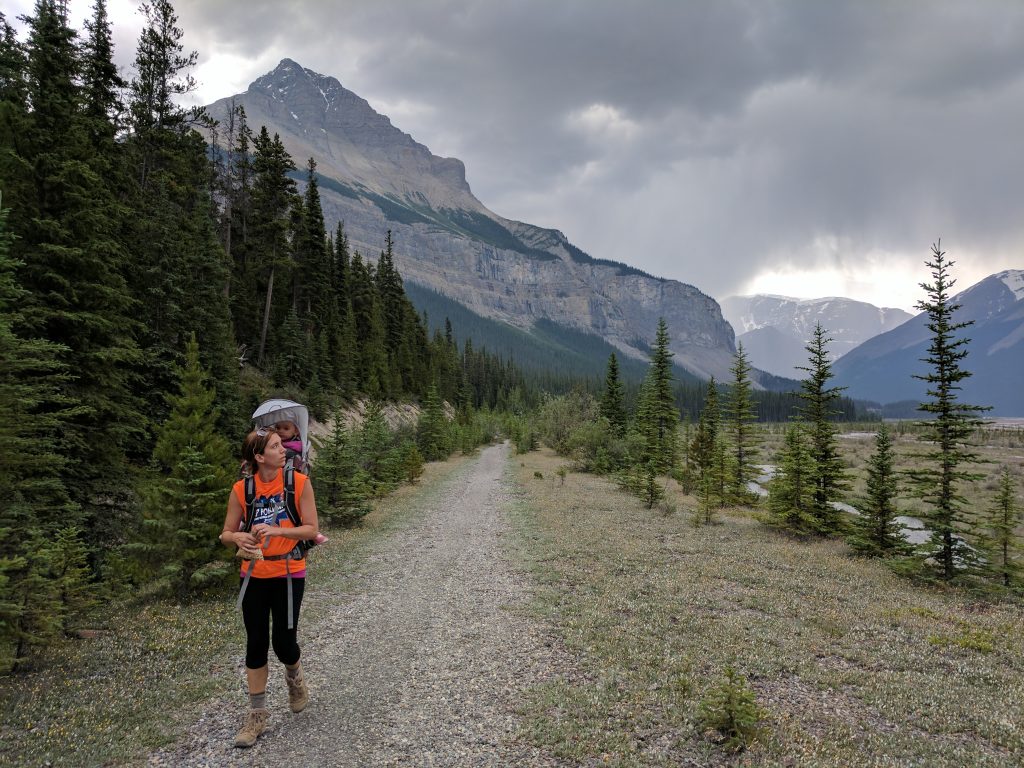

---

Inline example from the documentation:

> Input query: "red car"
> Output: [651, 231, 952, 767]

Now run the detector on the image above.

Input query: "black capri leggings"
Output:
[240, 576, 305, 669]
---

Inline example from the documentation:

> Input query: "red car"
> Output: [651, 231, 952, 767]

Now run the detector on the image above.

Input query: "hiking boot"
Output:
[233, 708, 269, 748]
[286, 664, 309, 713]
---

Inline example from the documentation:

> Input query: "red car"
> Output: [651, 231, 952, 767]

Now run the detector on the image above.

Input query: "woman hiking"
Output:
[220, 426, 320, 748]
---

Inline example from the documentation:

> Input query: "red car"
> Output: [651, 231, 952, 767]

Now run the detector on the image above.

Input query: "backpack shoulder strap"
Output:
[283, 466, 301, 527]
[241, 475, 256, 532]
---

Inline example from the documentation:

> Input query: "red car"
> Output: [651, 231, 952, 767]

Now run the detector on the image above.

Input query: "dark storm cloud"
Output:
[170, 0, 1024, 305]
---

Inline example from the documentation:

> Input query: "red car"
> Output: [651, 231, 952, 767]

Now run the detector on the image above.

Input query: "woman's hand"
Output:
[234, 530, 263, 556]
[250, 523, 275, 541]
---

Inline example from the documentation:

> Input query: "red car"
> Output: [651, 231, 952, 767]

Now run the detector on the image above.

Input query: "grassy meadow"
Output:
[508, 431, 1024, 767]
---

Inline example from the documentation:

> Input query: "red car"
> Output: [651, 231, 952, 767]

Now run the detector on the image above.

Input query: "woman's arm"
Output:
[221, 490, 262, 553]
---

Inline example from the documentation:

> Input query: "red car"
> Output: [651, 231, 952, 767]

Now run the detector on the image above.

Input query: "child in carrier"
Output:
[274, 419, 306, 471]
[247, 399, 329, 547]
[272, 419, 329, 546]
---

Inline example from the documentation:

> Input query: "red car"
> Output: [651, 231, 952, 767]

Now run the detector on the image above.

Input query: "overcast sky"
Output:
[13, 0, 1024, 311]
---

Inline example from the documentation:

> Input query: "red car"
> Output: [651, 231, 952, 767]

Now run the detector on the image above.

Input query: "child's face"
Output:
[275, 421, 298, 440]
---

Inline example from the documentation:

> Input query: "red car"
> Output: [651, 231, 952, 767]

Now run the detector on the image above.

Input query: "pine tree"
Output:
[0, 206, 79, 670]
[360, 401, 399, 496]
[847, 423, 908, 557]
[16, 0, 145, 543]
[690, 379, 721, 508]
[417, 383, 451, 461]
[600, 352, 627, 437]
[724, 342, 758, 503]
[127, 0, 198, 191]
[982, 468, 1021, 587]
[80, 0, 124, 148]
[137, 335, 234, 595]
[312, 416, 370, 526]
[765, 424, 816, 535]
[249, 128, 297, 365]
[350, 252, 388, 396]
[796, 323, 849, 534]
[634, 318, 678, 474]
[294, 157, 333, 332]
[399, 440, 425, 484]
[908, 243, 990, 579]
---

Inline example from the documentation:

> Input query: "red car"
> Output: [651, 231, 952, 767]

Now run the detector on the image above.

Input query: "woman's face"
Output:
[256, 433, 287, 469]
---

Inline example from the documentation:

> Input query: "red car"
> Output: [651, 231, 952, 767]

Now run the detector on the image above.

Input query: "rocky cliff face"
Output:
[205, 59, 736, 379]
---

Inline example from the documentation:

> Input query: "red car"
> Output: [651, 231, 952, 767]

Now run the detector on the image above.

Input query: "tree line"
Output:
[0, 0, 534, 671]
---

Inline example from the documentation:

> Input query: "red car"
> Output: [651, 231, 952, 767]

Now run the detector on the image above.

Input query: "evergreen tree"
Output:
[331, 223, 357, 394]
[399, 440, 425, 484]
[982, 468, 1021, 587]
[600, 352, 627, 437]
[690, 379, 721, 508]
[847, 423, 908, 557]
[724, 342, 758, 503]
[908, 243, 990, 579]
[796, 323, 849, 534]
[417, 383, 451, 461]
[16, 0, 145, 543]
[765, 424, 816, 535]
[359, 401, 400, 495]
[350, 253, 388, 396]
[294, 157, 332, 332]
[312, 416, 370, 526]
[80, 0, 124, 148]
[634, 318, 678, 474]
[127, 0, 198, 191]
[0, 207, 80, 670]
[136, 335, 234, 595]
[249, 127, 297, 365]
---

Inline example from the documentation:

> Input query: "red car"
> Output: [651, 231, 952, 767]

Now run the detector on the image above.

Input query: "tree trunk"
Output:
[258, 264, 275, 365]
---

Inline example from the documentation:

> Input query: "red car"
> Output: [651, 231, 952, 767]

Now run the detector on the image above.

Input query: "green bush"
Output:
[566, 418, 630, 474]
[537, 390, 599, 455]
[696, 666, 767, 753]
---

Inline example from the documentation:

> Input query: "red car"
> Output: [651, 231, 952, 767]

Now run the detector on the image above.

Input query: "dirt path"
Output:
[148, 443, 572, 767]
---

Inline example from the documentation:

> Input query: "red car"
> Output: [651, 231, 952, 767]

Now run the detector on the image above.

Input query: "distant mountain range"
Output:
[720, 295, 912, 378]
[204, 59, 737, 380]
[831, 270, 1024, 415]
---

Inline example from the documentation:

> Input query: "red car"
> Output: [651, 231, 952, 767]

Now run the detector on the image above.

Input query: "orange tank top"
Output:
[232, 469, 308, 578]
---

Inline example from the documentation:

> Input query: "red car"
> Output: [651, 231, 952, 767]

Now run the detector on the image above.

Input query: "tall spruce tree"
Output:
[847, 423, 908, 557]
[600, 352, 627, 437]
[796, 323, 849, 534]
[16, 0, 145, 543]
[908, 243, 990, 579]
[725, 342, 758, 503]
[350, 252, 388, 397]
[765, 424, 816, 535]
[311, 416, 370, 526]
[249, 127, 297, 365]
[417, 383, 451, 461]
[0, 206, 82, 670]
[136, 335, 234, 596]
[635, 318, 678, 474]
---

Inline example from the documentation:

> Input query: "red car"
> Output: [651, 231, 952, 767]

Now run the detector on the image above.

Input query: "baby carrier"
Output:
[251, 398, 311, 472]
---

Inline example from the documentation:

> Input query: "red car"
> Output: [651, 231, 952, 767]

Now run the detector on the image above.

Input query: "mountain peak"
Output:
[995, 269, 1024, 301]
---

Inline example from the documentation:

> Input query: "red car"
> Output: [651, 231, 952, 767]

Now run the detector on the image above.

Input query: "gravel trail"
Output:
[148, 443, 573, 767]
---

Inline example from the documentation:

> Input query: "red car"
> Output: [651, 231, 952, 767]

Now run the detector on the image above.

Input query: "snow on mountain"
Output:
[833, 270, 1024, 415]
[720, 295, 912, 377]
